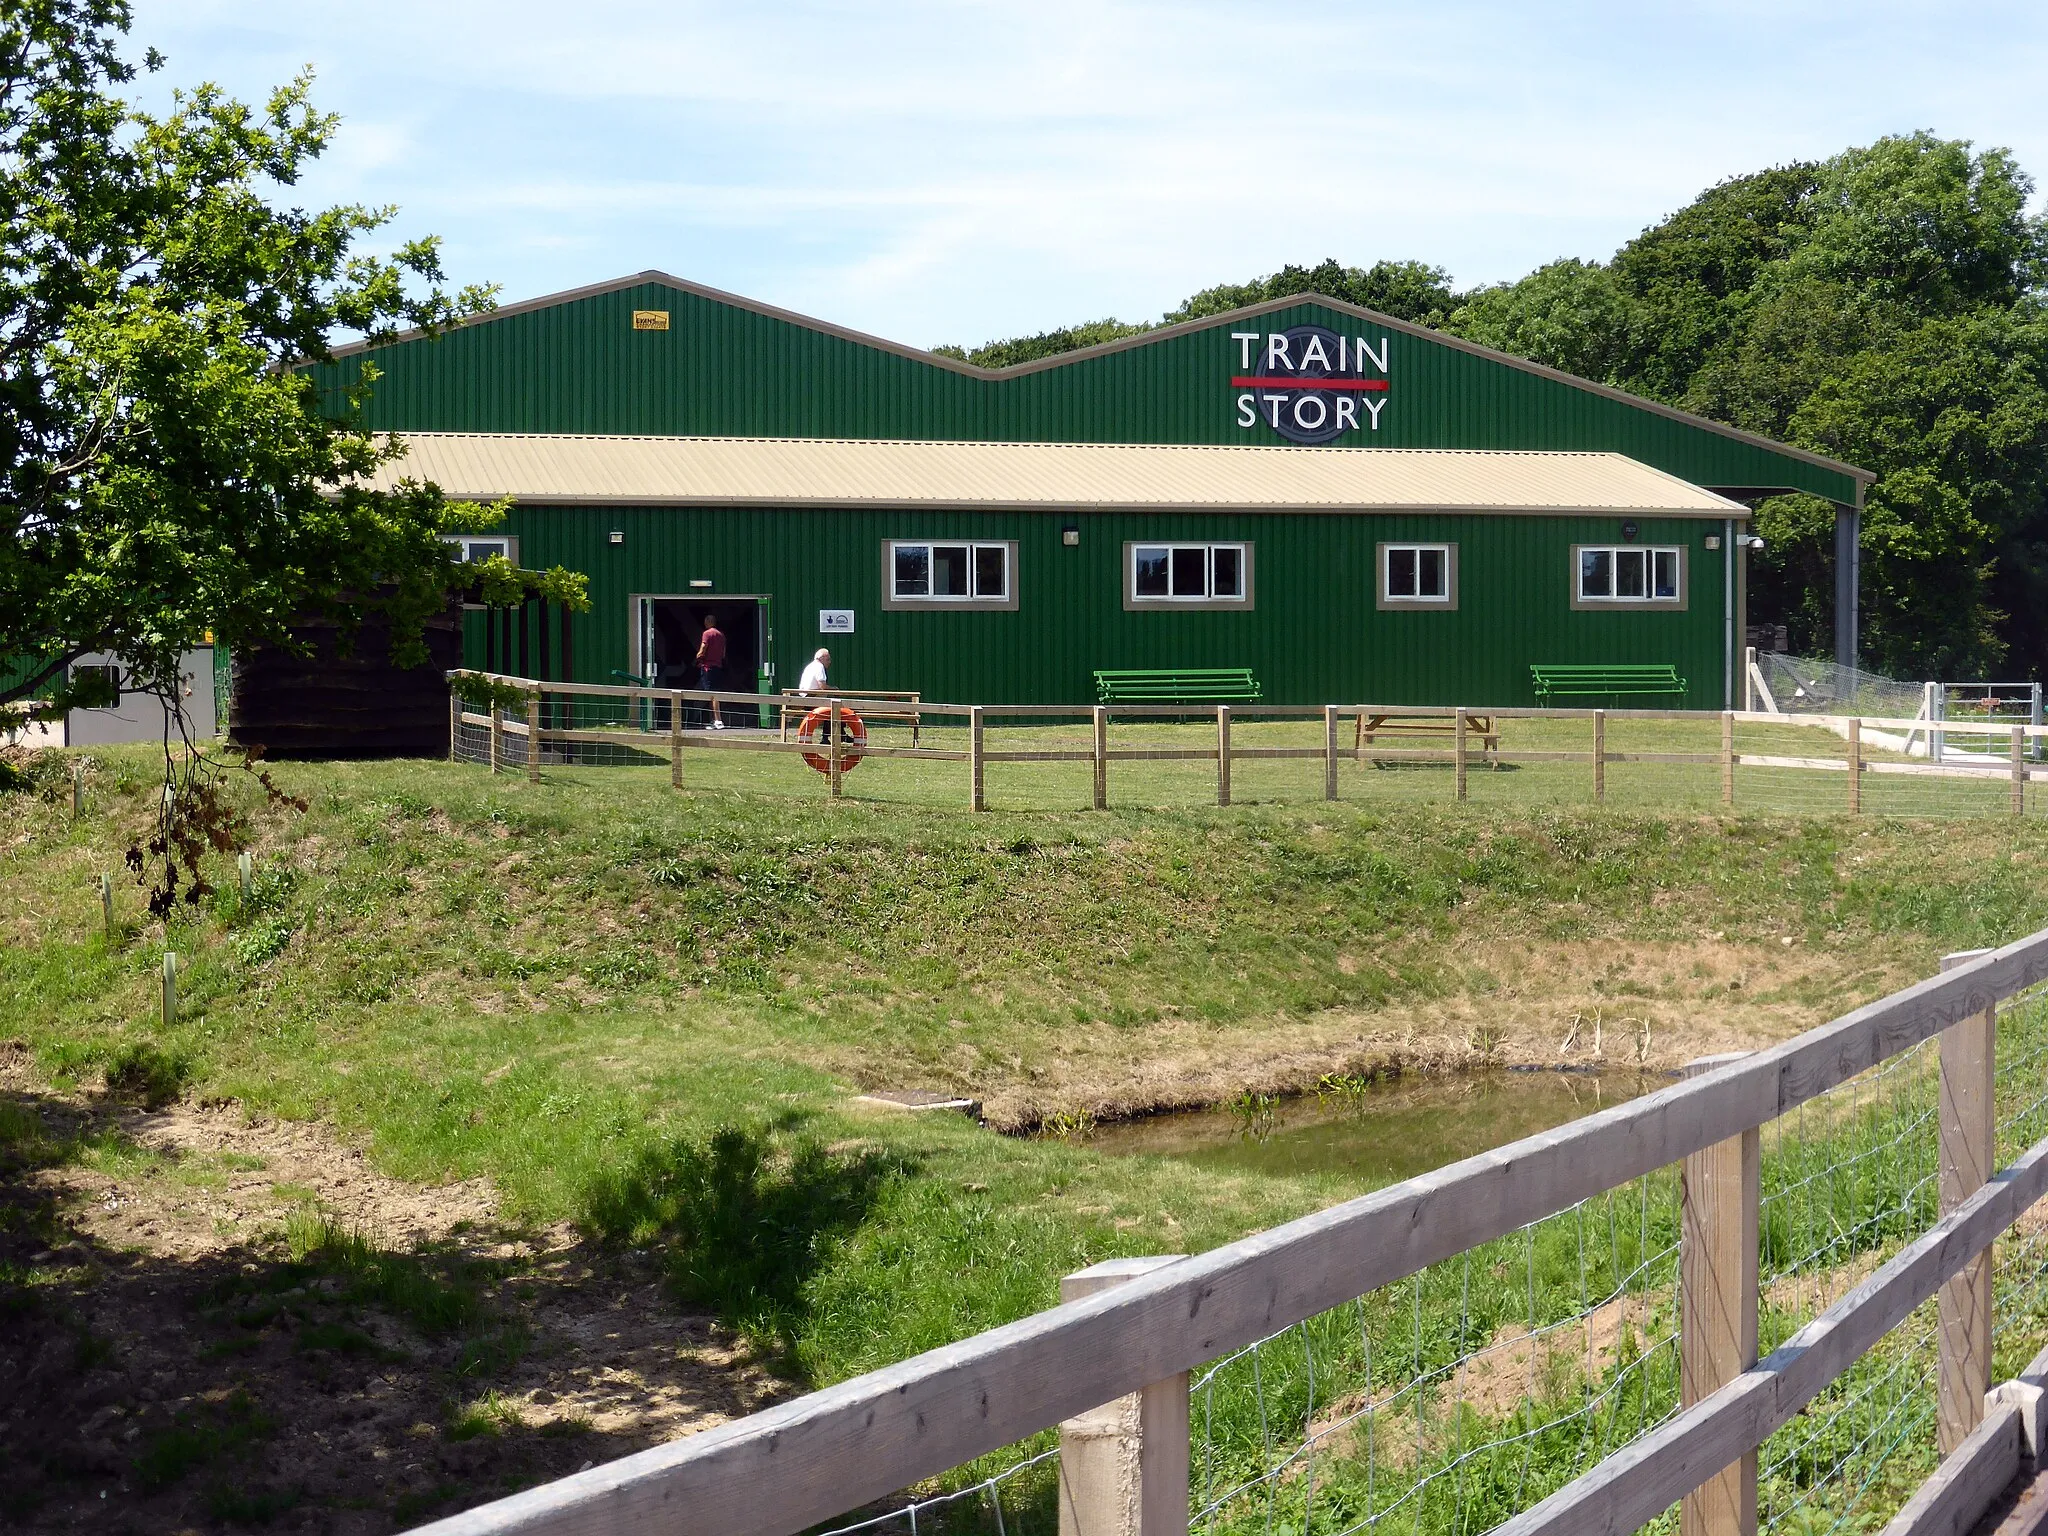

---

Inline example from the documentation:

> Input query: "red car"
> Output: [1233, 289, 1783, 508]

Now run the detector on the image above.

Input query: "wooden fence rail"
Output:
[449, 672, 2044, 815]
[409, 932, 2048, 1536]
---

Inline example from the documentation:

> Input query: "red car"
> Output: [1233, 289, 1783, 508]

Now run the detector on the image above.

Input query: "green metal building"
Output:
[314, 271, 1873, 710]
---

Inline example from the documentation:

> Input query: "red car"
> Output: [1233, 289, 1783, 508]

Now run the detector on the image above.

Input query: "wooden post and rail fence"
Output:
[411, 933, 2048, 1536]
[446, 671, 2045, 817]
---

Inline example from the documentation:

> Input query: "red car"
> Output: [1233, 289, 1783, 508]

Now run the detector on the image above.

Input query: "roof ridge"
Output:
[392, 431, 1623, 458]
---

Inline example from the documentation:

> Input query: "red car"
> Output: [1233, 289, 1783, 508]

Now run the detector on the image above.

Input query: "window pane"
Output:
[1387, 547, 1416, 597]
[1171, 546, 1207, 597]
[1134, 547, 1169, 597]
[1212, 546, 1243, 598]
[1653, 549, 1678, 599]
[933, 544, 969, 596]
[467, 540, 508, 563]
[1581, 549, 1611, 598]
[1616, 549, 1647, 598]
[974, 545, 1007, 599]
[1418, 547, 1446, 598]
[894, 545, 929, 597]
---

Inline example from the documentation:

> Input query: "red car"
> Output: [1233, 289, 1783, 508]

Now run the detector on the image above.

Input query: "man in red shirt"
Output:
[696, 616, 728, 729]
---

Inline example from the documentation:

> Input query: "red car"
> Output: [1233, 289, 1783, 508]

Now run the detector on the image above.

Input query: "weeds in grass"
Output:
[132, 1388, 271, 1490]
[1314, 1070, 1390, 1112]
[103, 1041, 189, 1107]
[1228, 1091, 1279, 1143]
[447, 1390, 525, 1441]
[1035, 1110, 1096, 1140]
[235, 916, 294, 967]
[283, 1210, 480, 1335]
[582, 1125, 898, 1359]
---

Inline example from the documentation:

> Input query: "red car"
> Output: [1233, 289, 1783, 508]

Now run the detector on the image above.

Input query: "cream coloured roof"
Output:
[367, 433, 1749, 517]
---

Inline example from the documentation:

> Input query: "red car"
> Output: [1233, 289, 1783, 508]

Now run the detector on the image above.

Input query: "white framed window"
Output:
[1124, 542, 1253, 608]
[883, 540, 1017, 609]
[1572, 544, 1685, 609]
[445, 534, 518, 565]
[1377, 543, 1457, 610]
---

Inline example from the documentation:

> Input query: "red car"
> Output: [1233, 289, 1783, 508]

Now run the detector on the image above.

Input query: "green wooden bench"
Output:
[1094, 668, 1262, 705]
[1529, 663, 1688, 705]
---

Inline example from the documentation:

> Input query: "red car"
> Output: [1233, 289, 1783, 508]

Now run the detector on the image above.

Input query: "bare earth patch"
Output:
[1, 1052, 781, 1534]
[944, 938, 1912, 1131]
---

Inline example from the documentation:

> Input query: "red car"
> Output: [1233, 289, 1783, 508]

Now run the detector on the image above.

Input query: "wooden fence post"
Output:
[1721, 711, 1735, 806]
[830, 700, 845, 800]
[1938, 948, 1998, 1454]
[1323, 706, 1339, 801]
[1059, 1257, 1190, 1536]
[1455, 707, 1469, 802]
[448, 691, 461, 762]
[1847, 717, 1861, 815]
[488, 708, 502, 775]
[526, 689, 542, 782]
[1593, 710, 1606, 803]
[670, 691, 684, 790]
[1093, 706, 1108, 811]
[970, 705, 985, 812]
[1216, 705, 1231, 807]
[2015, 726, 2027, 817]
[1680, 1051, 1760, 1536]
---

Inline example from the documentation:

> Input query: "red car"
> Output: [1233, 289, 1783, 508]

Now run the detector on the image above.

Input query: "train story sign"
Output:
[1229, 324, 1390, 444]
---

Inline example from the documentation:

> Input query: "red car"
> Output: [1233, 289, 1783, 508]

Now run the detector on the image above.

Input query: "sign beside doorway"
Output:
[819, 609, 855, 634]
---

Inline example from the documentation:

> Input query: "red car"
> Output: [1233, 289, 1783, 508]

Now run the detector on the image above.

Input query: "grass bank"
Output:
[7, 749, 2048, 1373]
[5, 745, 2048, 1529]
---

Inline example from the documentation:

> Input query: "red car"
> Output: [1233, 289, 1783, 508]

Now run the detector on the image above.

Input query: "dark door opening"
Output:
[643, 597, 766, 727]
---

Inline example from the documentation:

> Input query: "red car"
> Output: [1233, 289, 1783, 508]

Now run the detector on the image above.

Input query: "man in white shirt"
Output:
[798, 649, 831, 693]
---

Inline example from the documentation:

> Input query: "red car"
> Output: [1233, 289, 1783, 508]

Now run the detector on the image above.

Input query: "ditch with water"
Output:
[1080, 1067, 1670, 1184]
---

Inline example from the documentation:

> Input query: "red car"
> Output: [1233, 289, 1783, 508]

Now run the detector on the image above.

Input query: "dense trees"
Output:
[0, 0, 591, 906]
[0, 0, 523, 735]
[947, 135, 2048, 682]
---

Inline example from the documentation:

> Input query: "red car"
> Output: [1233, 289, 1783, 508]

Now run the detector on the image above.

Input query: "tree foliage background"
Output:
[0, 0, 588, 907]
[0, 0, 587, 733]
[943, 134, 2048, 683]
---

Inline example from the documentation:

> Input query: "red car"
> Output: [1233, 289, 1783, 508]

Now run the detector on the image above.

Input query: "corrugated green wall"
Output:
[306, 278, 1863, 505]
[486, 504, 1734, 709]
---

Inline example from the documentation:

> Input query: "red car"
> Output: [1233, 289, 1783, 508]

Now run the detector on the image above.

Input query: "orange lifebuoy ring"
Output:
[797, 705, 867, 774]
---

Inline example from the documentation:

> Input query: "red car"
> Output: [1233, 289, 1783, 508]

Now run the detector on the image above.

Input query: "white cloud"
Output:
[130, 0, 2048, 347]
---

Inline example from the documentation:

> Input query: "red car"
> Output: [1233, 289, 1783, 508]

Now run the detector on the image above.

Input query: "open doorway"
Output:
[636, 596, 769, 727]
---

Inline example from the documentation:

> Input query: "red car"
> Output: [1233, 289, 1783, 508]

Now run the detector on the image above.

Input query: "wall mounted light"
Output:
[1703, 535, 1721, 550]
[689, 579, 713, 589]
[1061, 525, 1080, 547]
[609, 530, 625, 545]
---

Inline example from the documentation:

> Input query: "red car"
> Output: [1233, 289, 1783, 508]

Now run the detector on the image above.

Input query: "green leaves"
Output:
[0, 2, 512, 713]
[1443, 133, 2048, 681]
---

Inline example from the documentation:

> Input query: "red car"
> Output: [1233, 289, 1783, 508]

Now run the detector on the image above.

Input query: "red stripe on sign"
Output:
[1230, 376, 1390, 391]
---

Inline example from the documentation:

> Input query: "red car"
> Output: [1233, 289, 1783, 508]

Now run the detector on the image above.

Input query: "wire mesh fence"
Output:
[450, 675, 2045, 821]
[806, 984, 2048, 1536]
[1757, 654, 1929, 721]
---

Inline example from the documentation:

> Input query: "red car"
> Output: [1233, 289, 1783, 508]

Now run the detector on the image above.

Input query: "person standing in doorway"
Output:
[696, 615, 727, 729]
[798, 648, 830, 693]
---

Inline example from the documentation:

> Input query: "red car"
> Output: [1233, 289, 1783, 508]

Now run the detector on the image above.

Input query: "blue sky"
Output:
[135, 1, 2048, 351]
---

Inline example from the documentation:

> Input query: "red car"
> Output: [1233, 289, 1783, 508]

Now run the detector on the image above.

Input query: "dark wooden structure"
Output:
[231, 589, 576, 758]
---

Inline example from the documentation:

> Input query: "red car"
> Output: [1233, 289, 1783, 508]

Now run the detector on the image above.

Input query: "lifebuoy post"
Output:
[829, 699, 843, 798]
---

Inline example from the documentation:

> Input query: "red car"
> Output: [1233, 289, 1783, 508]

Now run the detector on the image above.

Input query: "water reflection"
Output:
[1081, 1069, 1668, 1185]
